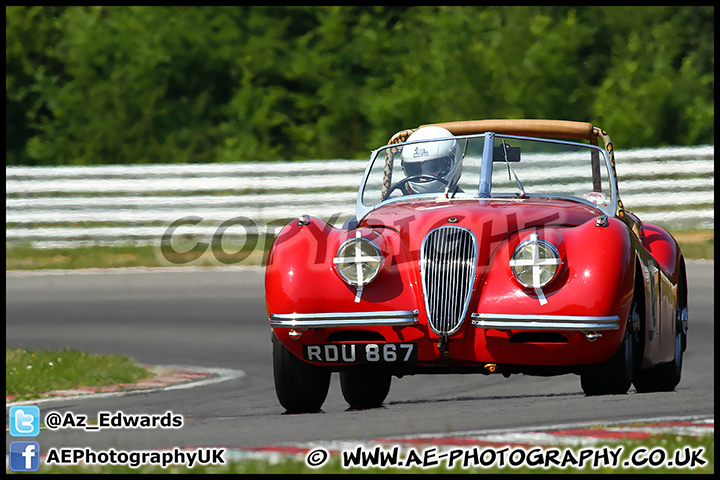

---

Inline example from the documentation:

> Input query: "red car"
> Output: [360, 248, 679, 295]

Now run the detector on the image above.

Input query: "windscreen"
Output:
[489, 135, 612, 208]
[361, 134, 613, 212]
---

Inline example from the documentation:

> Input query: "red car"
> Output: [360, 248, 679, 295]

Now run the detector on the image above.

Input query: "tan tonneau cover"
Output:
[421, 119, 595, 140]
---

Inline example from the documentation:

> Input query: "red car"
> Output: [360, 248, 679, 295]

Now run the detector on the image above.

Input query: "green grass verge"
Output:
[4, 228, 714, 271]
[6, 348, 154, 401]
[13, 432, 714, 474]
[672, 229, 714, 261]
[5, 245, 165, 270]
[5, 242, 264, 270]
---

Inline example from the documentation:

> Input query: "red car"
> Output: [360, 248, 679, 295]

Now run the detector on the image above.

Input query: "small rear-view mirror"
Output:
[493, 145, 521, 162]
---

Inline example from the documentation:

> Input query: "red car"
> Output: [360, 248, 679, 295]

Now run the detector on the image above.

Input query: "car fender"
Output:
[633, 222, 685, 365]
[265, 217, 423, 355]
[473, 216, 635, 362]
[640, 222, 683, 283]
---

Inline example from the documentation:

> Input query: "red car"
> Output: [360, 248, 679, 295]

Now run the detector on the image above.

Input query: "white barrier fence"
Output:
[6, 146, 714, 249]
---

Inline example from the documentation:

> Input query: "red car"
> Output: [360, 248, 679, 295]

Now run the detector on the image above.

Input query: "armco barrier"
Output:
[5, 146, 714, 249]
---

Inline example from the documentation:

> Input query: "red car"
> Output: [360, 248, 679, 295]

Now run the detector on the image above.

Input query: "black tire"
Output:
[633, 307, 685, 393]
[339, 367, 392, 409]
[272, 333, 331, 413]
[580, 311, 636, 396]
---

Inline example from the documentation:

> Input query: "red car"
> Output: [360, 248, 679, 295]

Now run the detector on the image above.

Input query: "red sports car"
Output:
[265, 119, 688, 413]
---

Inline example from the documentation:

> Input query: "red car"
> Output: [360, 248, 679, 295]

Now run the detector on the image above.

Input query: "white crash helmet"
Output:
[400, 126, 462, 194]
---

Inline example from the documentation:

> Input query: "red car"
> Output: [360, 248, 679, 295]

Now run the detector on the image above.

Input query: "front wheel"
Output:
[339, 367, 391, 409]
[580, 322, 635, 396]
[272, 333, 331, 413]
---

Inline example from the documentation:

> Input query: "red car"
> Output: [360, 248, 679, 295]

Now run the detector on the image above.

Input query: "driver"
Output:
[400, 126, 462, 194]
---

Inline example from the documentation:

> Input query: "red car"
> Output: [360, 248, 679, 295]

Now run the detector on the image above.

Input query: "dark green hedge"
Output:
[6, 6, 714, 165]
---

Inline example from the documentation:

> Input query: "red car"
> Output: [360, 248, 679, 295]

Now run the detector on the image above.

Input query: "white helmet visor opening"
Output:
[403, 154, 453, 179]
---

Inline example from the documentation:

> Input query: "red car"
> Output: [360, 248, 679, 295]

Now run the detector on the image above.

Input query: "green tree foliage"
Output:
[591, 6, 715, 147]
[5, 6, 714, 165]
[6, 6, 67, 165]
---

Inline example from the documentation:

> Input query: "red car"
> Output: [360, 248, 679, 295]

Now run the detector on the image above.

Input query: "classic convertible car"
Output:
[265, 119, 688, 413]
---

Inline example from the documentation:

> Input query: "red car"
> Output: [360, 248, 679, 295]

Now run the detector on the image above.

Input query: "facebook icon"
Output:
[9, 441, 41, 472]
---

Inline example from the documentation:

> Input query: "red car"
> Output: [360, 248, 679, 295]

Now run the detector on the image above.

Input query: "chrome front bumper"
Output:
[471, 313, 620, 331]
[269, 310, 419, 328]
[269, 310, 620, 332]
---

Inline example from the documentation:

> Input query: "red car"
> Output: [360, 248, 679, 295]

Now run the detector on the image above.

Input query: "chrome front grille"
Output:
[420, 226, 478, 335]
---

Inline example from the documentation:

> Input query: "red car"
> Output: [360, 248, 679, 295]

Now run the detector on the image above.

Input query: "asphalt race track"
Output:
[5, 260, 714, 452]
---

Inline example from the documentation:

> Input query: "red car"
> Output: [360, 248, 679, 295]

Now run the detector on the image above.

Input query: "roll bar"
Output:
[420, 119, 596, 141]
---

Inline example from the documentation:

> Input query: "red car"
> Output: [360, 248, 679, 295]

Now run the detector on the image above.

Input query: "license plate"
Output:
[302, 343, 416, 363]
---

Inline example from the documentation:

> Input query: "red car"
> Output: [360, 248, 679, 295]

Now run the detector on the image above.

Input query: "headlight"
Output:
[334, 237, 383, 286]
[509, 233, 562, 289]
